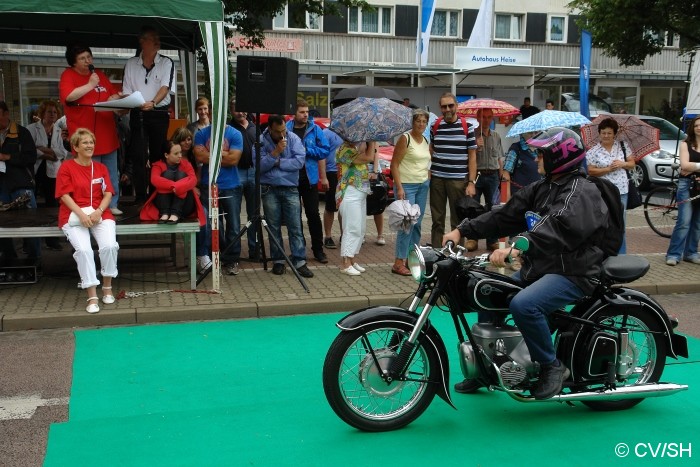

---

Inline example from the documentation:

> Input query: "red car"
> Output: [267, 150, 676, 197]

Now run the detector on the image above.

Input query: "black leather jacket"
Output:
[1, 122, 37, 192]
[457, 171, 608, 294]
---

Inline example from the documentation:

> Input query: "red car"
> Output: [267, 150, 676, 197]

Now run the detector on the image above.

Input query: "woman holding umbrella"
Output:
[335, 140, 378, 276]
[585, 117, 635, 253]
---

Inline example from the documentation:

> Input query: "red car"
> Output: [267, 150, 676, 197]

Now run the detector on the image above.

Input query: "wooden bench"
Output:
[0, 207, 200, 289]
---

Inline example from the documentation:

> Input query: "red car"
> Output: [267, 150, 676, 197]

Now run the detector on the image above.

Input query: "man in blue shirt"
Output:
[258, 115, 313, 278]
[194, 122, 243, 275]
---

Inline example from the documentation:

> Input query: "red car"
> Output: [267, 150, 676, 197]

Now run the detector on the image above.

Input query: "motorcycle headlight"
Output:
[407, 245, 439, 282]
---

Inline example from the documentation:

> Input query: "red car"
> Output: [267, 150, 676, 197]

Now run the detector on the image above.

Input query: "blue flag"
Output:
[579, 30, 592, 118]
[416, 0, 436, 67]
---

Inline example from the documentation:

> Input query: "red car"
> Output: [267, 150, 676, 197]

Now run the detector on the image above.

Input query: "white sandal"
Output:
[86, 297, 100, 314]
[102, 286, 115, 305]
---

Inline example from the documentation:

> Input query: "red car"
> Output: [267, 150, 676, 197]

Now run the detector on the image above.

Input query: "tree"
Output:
[568, 0, 700, 66]
[225, 0, 368, 48]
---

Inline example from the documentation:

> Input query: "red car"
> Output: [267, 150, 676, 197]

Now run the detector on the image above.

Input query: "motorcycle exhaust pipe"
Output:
[505, 383, 688, 403]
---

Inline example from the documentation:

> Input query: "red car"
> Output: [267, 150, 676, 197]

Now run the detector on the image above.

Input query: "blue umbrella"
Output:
[506, 110, 590, 137]
[330, 97, 413, 143]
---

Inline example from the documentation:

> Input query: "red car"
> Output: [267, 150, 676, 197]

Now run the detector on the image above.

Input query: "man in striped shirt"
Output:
[429, 93, 477, 247]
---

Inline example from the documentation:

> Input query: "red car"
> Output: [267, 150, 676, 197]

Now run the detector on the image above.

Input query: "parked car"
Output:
[629, 115, 685, 189]
[561, 92, 613, 116]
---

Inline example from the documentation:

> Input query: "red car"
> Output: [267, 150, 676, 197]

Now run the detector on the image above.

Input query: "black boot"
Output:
[532, 359, 570, 400]
[454, 379, 483, 394]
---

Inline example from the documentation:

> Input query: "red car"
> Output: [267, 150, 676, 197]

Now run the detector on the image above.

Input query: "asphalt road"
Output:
[1, 293, 698, 467]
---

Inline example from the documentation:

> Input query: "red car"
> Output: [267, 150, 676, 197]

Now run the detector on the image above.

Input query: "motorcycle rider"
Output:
[443, 127, 612, 400]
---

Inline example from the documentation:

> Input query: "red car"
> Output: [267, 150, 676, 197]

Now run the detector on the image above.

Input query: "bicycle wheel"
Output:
[644, 186, 677, 238]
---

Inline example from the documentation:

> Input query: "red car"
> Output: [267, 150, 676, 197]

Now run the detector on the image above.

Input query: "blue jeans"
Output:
[199, 187, 242, 262]
[395, 180, 429, 259]
[474, 173, 500, 244]
[237, 167, 258, 255]
[620, 192, 628, 254]
[508, 271, 585, 364]
[93, 150, 119, 208]
[0, 188, 41, 259]
[261, 185, 307, 267]
[196, 202, 211, 257]
[667, 178, 700, 262]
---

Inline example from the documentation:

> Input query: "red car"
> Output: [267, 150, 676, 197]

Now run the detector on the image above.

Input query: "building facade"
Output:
[0, 0, 692, 125]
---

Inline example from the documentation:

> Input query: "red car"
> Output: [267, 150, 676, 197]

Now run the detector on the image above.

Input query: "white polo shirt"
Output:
[122, 53, 176, 107]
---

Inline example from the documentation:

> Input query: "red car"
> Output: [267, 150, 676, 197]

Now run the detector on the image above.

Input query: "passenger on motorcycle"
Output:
[443, 127, 612, 399]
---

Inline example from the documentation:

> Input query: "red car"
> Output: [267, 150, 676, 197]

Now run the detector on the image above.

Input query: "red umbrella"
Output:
[581, 114, 660, 161]
[456, 98, 520, 117]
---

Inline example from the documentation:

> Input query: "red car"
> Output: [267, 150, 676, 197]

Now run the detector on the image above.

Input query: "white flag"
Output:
[416, 0, 436, 67]
[686, 55, 700, 115]
[467, 0, 494, 49]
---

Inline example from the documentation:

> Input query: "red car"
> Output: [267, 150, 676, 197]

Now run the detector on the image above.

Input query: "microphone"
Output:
[88, 64, 95, 74]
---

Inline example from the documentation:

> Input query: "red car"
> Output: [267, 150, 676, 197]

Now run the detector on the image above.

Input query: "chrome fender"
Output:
[336, 306, 455, 409]
[569, 288, 688, 359]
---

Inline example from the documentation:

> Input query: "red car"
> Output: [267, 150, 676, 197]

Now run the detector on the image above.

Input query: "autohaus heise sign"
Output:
[454, 47, 532, 70]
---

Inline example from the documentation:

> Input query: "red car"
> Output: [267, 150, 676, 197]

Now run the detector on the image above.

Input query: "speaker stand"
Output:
[197, 113, 309, 293]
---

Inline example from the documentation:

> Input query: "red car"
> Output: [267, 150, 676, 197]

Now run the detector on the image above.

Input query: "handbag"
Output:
[622, 143, 642, 210]
[68, 163, 103, 226]
[366, 173, 389, 216]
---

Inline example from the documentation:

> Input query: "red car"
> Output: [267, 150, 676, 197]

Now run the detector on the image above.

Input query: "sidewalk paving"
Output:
[2, 203, 699, 331]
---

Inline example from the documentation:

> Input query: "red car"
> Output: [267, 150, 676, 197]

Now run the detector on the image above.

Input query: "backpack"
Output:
[431, 116, 471, 139]
[586, 175, 624, 257]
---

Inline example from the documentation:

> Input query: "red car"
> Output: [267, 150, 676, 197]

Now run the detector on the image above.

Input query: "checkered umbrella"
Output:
[581, 114, 660, 161]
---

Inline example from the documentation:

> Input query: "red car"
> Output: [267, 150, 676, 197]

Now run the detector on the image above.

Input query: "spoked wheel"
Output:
[575, 307, 667, 411]
[322, 323, 438, 431]
[644, 186, 677, 238]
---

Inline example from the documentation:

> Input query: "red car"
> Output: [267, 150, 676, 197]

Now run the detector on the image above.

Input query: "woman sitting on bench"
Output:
[140, 140, 205, 225]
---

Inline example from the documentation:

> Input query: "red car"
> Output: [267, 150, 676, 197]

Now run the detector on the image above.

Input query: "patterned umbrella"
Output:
[457, 98, 520, 117]
[330, 97, 413, 143]
[506, 110, 590, 137]
[580, 114, 660, 161]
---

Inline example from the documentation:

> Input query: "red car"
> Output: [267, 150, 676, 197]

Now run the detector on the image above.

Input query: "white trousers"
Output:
[339, 185, 367, 258]
[61, 219, 119, 289]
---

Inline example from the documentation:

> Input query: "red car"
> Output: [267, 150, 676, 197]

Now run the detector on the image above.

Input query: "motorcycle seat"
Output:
[600, 255, 650, 283]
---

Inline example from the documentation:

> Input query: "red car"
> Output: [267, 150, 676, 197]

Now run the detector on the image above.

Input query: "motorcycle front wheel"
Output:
[322, 322, 438, 432]
[573, 307, 667, 411]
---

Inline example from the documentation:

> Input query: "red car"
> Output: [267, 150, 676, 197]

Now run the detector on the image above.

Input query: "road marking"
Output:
[0, 394, 69, 420]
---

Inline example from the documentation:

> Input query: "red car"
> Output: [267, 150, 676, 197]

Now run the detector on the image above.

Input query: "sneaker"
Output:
[466, 240, 478, 252]
[197, 255, 212, 273]
[313, 251, 329, 264]
[296, 264, 314, 278]
[225, 262, 240, 275]
[352, 263, 366, 273]
[110, 207, 124, 216]
[340, 265, 361, 276]
[375, 235, 386, 245]
[324, 237, 337, 249]
[272, 263, 286, 275]
[531, 359, 570, 400]
[666, 258, 678, 266]
[683, 257, 700, 264]
[454, 379, 483, 394]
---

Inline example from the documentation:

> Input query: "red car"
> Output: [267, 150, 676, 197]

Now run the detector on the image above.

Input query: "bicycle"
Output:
[643, 181, 677, 238]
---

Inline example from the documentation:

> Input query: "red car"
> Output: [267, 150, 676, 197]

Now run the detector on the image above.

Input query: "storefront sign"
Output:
[228, 36, 303, 53]
[454, 47, 531, 70]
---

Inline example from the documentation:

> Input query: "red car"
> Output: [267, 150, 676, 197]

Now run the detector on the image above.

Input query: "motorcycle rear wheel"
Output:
[322, 322, 438, 432]
[572, 307, 667, 411]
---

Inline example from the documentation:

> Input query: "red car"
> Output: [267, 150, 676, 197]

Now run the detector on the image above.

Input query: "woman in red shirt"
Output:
[56, 128, 119, 314]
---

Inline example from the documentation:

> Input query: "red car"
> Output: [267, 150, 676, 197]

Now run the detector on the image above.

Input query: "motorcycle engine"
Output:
[458, 323, 538, 388]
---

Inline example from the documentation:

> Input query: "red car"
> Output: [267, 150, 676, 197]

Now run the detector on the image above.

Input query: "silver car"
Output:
[629, 115, 685, 189]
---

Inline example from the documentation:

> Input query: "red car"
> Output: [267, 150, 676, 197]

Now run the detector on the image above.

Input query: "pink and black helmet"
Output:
[527, 127, 586, 175]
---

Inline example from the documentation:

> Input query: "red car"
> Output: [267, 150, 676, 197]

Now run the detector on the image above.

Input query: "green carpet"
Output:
[45, 312, 699, 466]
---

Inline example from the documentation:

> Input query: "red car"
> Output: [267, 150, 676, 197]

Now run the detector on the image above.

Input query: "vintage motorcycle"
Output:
[322, 242, 689, 432]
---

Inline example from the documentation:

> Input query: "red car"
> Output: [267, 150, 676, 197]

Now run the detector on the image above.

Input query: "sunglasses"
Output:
[440, 103, 456, 109]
